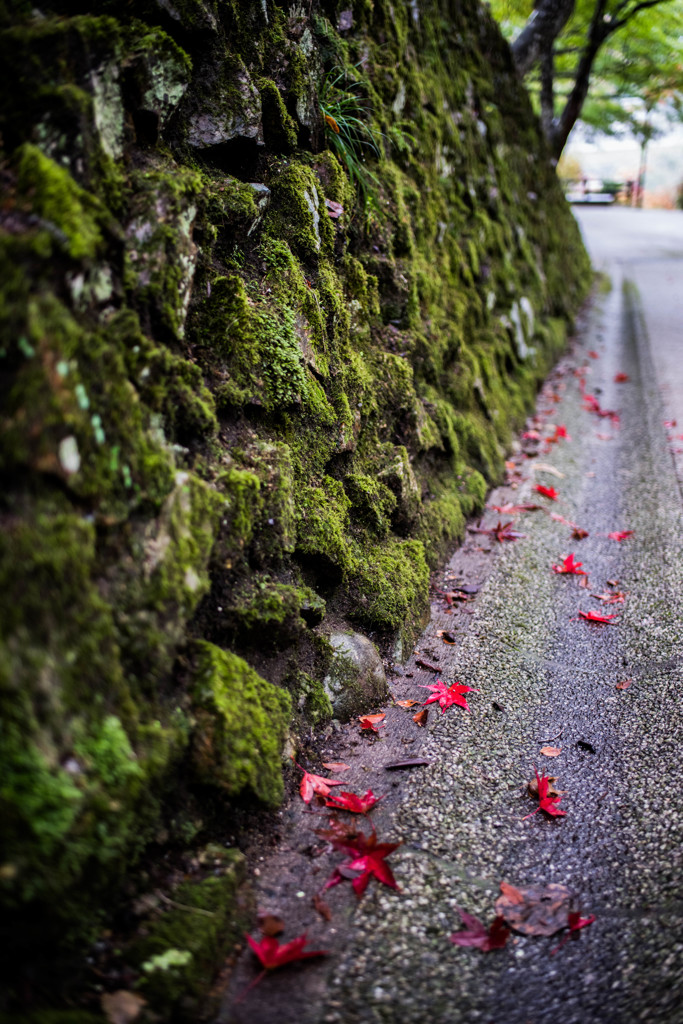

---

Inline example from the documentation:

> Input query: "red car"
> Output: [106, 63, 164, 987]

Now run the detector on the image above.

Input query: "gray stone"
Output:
[323, 632, 388, 722]
[186, 61, 262, 149]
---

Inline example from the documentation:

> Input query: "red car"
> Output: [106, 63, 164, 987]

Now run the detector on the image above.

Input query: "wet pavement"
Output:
[221, 212, 683, 1024]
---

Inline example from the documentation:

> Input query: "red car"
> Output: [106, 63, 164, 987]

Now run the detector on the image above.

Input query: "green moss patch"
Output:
[190, 641, 291, 806]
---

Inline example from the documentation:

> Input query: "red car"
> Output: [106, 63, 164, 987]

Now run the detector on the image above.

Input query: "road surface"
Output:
[222, 209, 683, 1024]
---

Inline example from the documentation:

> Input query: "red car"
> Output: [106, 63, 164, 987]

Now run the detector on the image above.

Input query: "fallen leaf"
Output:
[578, 575, 590, 589]
[315, 819, 363, 847]
[246, 933, 328, 970]
[358, 713, 386, 733]
[588, 350, 599, 359]
[592, 591, 626, 604]
[488, 503, 541, 514]
[324, 198, 344, 219]
[596, 432, 613, 440]
[550, 511, 576, 527]
[325, 829, 400, 896]
[614, 372, 629, 382]
[437, 630, 458, 644]
[535, 484, 559, 500]
[496, 881, 574, 936]
[607, 579, 620, 587]
[395, 699, 418, 708]
[416, 657, 441, 672]
[549, 424, 571, 442]
[102, 991, 147, 1024]
[450, 910, 509, 951]
[422, 679, 476, 713]
[322, 761, 351, 772]
[608, 530, 634, 542]
[584, 393, 620, 423]
[468, 520, 525, 542]
[577, 610, 616, 624]
[524, 768, 566, 818]
[552, 553, 586, 576]
[297, 764, 345, 803]
[384, 756, 431, 769]
[325, 789, 382, 814]
[412, 709, 429, 727]
[313, 893, 332, 921]
[522, 429, 540, 440]
[492, 701, 506, 712]
[551, 911, 596, 953]
[533, 462, 565, 478]
[665, 419, 678, 428]
[324, 113, 340, 133]
[257, 910, 285, 937]
[540, 746, 562, 757]
[616, 679, 632, 690]
[572, 526, 589, 539]
[528, 773, 563, 800]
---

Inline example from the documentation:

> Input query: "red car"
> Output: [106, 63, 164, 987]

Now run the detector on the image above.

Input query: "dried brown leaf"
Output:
[101, 992, 147, 1024]
[495, 881, 575, 936]
[540, 746, 562, 757]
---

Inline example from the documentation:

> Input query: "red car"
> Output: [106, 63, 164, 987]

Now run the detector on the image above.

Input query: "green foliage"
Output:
[319, 66, 382, 197]
[491, 0, 683, 152]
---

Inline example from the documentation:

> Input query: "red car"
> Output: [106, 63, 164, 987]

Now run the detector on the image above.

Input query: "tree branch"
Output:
[611, 0, 672, 30]
[551, 0, 611, 157]
[510, 0, 576, 77]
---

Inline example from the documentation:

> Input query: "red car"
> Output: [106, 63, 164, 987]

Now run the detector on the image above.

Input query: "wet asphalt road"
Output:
[222, 212, 683, 1024]
[318, 218, 683, 1023]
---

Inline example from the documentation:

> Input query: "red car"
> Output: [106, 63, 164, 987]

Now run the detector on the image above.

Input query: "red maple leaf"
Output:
[592, 591, 626, 604]
[608, 530, 634, 542]
[578, 610, 616, 624]
[551, 912, 596, 953]
[450, 910, 509, 952]
[325, 829, 400, 896]
[468, 520, 525, 542]
[535, 484, 559, 500]
[421, 679, 476, 713]
[324, 789, 382, 814]
[238, 933, 328, 1001]
[588, 350, 599, 359]
[552, 553, 586, 575]
[297, 764, 345, 804]
[614, 372, 629, 383]
[247, 933, 328, 970]
[358, 713, 386, 733]
[524, 768, 566, 818]
[553, 424, 570, 440]
[488, 503, 541, 514]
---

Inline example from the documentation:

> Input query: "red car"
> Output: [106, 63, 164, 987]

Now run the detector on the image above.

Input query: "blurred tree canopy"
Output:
[490, 0, 683, 158]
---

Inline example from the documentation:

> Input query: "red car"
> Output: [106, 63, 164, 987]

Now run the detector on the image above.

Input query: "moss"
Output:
[344, 471, 397, 536]
[288, 669, 334, 726]
[295, 475, 352, 574]
[124, 160, 203, 338]
[0, 0, 592, 988]
[128, 847, 251, 1018]
[190, 641, 291, 805]
[234, 441, 297, 561]
[15, 144, 106, 261]
[220, 577, 325, 646]
[266, 162, 335, 263]
[350, 537, 429, 641]
[215, 466, 263, 565]
[259, 77, 298, 151]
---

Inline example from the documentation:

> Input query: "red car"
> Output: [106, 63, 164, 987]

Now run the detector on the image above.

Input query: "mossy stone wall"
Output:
[0, 0, 590, 999]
